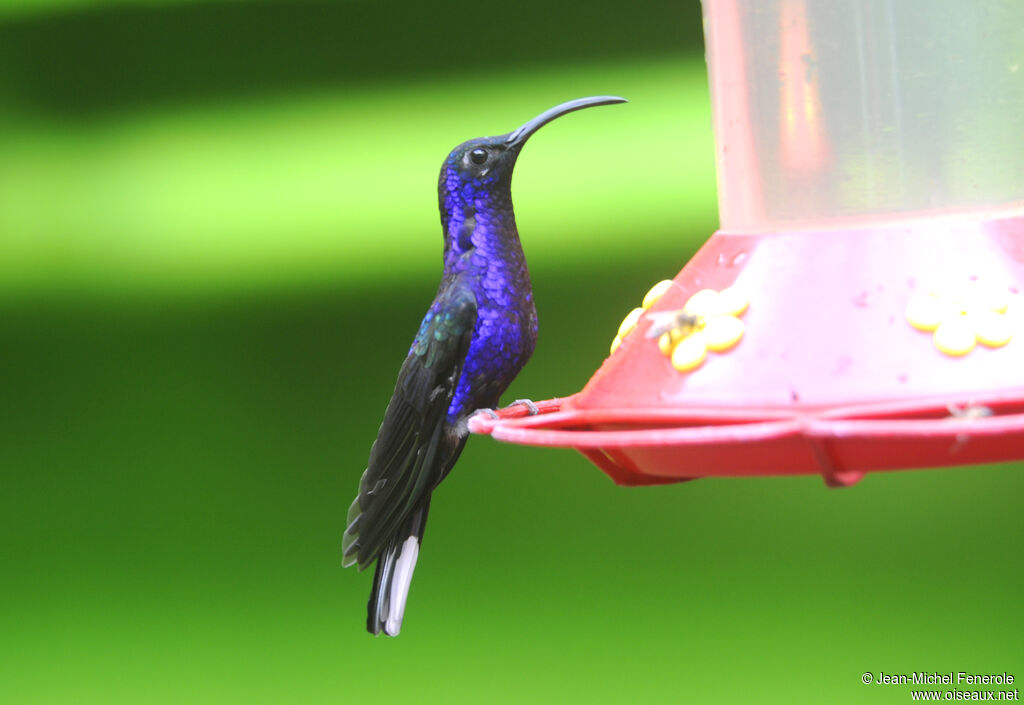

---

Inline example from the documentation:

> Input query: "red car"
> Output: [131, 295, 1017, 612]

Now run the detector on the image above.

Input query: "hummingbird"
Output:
[341, 96, 627, 636]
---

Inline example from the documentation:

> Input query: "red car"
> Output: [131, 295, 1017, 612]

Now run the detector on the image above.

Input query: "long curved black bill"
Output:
[505, 95, 628, 148]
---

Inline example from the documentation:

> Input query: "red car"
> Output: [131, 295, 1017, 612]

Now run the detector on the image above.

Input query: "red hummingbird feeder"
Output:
[469, 0, 1024, 487]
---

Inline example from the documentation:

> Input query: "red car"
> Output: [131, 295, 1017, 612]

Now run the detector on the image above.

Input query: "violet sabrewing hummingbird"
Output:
[341, 96, 627, 636]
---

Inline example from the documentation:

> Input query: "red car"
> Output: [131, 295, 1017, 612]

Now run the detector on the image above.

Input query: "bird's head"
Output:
[438, 96, 627, 235]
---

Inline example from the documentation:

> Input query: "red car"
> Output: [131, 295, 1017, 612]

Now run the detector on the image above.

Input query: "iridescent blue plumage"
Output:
[342, 97, 626, 637]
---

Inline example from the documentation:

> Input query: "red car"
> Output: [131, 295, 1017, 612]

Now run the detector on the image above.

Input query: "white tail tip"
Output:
[383, 536, 420, 636]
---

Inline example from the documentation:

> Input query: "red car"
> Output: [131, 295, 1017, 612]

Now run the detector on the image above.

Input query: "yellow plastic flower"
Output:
[905, 282, 1017, 356]
[662, 287, 748, 371]
[609, 280, 749, 373]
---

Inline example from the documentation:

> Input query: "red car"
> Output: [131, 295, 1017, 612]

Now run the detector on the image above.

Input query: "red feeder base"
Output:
[469, 210, 1024, 487]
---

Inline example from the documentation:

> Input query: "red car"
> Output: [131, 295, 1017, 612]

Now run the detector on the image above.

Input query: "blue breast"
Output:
[436, 164, 538, 421]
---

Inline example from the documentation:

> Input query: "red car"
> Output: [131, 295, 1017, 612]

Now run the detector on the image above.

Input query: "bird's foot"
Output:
[507, 399, 540, 416]
[472, 400, 539, 420]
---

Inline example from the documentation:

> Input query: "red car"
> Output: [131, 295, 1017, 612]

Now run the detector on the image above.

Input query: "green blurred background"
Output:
[1, 1, 1020, 703]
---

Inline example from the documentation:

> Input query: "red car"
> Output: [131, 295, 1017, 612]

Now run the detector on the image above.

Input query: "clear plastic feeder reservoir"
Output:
[470, 0, 1024, 487]
[705, 0, 1024, 229]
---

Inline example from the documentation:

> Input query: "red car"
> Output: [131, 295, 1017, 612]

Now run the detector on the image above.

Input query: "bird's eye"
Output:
[469, 148, 488, 165]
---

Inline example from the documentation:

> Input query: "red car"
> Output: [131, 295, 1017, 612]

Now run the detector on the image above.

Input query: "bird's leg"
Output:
[506, 399, 539, 416]
[472, 408, 500, 420]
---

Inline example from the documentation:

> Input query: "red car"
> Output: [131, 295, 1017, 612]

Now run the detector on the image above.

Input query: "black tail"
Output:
[367, 499, 431, 636]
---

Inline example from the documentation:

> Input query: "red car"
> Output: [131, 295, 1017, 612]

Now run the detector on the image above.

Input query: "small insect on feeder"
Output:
[470, 0, 1024, 486]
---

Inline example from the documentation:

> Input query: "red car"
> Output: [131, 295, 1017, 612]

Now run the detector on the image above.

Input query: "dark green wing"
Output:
[342, 284, 477, 570]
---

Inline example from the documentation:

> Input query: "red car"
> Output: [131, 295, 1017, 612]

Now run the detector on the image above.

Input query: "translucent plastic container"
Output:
[701, 0, 1024, 231]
